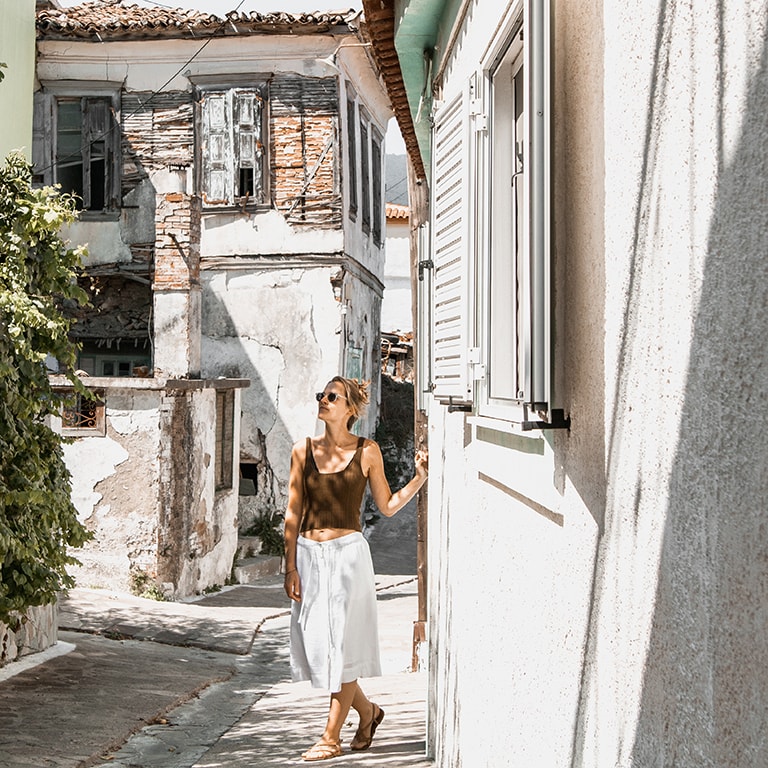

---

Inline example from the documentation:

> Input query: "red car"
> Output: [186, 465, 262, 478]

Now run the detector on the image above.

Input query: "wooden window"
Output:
[371, 130, 383, 245]
[360, 120, 370, 233]
[215, 389, 235, 491]
[61, 390, 106, 437]
[200, 87, 265, 207]
[33, 92, 120, 212]
[347, 96, 358, 217]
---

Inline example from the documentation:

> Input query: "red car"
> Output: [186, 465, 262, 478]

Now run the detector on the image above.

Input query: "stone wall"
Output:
[0, 603, 58, 667]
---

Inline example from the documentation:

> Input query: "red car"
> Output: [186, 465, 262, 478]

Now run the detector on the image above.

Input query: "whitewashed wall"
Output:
[425, 1, 768, 766]
[381, 213, 412, 333]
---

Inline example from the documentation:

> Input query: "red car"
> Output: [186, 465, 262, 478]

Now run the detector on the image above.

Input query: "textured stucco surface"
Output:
[422, 0, 768, 766]
[201, 265, 381, 517]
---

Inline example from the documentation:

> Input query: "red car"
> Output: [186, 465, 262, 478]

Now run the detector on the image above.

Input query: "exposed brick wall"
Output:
[122, 91, 194, 195]
[153, 192, 201, 291]
[271, 76, 341, 227]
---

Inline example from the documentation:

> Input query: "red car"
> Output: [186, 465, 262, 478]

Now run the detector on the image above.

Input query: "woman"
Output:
[283, 376, 428, 762]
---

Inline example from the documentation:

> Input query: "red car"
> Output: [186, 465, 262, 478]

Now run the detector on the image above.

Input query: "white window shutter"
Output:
[527, 0, 552, 407]
[201, 92, 232, 205]
[233, 89, 263, 198]
[430, 90, 472, 403]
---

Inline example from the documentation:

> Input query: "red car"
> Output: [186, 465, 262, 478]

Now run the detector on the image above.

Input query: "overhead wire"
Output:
[35, 0, 247, 182]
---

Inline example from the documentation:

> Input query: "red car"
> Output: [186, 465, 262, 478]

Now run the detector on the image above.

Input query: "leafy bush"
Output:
[243, 512, 285, 556]
[0, 153, 92, 624]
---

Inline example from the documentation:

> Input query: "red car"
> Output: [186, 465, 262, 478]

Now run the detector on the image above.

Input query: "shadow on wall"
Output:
[200, 285, 294, 525]
[569, 3, 768, 766]
[630, 17, 768, 768]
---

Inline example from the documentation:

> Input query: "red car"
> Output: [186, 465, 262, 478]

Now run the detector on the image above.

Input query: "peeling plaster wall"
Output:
[422, 1, 768, 767]
[60, 383, 240, 597]
[156, 387, 240, 596]
[382, 215, 412, 333]
[201, 266, 376, 518]
[63, 390, 162, 593]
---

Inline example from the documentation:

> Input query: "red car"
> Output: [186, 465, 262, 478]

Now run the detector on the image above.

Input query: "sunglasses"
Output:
[315, 391, 347, 403]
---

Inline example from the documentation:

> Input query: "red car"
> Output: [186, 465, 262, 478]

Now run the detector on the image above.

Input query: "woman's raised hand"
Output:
[415, 449, 429, 478]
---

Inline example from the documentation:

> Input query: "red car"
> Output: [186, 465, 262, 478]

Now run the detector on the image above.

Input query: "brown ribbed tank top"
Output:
[300, 436, 367, 532]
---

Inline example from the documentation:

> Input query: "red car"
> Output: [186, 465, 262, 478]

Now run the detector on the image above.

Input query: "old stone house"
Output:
[35, 1, 391, 595]
[365, 0, 768, 766]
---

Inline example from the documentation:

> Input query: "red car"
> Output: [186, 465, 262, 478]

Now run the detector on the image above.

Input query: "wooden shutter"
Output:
[430, 90, 472, 403]
[372, 131, 383, 244]
[82, 97, 118, 211]
[201, 91, 231, 205]
[233, 89, 263, 200]
[32, 92, 53, 186]
[360, 120, 370, 233]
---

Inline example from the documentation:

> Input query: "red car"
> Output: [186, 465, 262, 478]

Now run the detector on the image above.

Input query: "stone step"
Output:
[233, 555, 283, 584]
[236, 536, 263, 559]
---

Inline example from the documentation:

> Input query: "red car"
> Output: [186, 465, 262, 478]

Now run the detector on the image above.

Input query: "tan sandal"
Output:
[350, 703, 385, 751]
[301, 740, 342, 761]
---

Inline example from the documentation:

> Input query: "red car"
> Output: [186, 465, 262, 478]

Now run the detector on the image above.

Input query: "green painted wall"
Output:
[394, 0, 458, 173]
[0, 0, 35, 162]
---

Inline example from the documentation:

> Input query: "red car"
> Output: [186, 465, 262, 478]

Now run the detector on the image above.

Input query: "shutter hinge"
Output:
[418, 259, 434, 281]
[467, 347, 486, 380]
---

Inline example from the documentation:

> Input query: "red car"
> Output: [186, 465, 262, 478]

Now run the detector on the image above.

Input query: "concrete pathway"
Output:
[0, 575, 431, 768]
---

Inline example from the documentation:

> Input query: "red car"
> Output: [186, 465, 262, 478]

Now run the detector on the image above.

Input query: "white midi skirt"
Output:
[290, 532, 381, 693]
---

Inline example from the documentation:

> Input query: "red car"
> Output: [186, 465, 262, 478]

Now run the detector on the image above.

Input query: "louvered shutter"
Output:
[430, 90, 472, 403]
[201, 92, 231, 205]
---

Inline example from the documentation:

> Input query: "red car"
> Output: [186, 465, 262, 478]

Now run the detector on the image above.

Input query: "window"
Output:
[360, 119, 370, 233]
[199, 87, 266, 207]
[371, 129, 383, 244]
[428, 0, 554, 423]
[347, 95, 358, 217]
[33, 90, 120, 213]
[61, 390, 106, 437]
[215, 389, 235, 491]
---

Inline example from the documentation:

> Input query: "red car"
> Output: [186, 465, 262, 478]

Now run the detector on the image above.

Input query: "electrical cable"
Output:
[35, 0, 246, 182]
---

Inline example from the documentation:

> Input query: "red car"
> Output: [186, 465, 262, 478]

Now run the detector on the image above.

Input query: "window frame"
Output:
[360, 116, 371, 234]
[61, 390, 106, 437]
[33, 82, 121, 219]
[195, 80, 269, 210]
[371, 127, 384, 245]
[215, 389, 236, 492]
[476, 0, 553, 423]
[346, 88, 358, 219]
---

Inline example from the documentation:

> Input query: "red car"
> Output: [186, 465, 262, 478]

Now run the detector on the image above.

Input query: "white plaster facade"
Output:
[381, 203, 412, 333]
[373, 0, 768, 765]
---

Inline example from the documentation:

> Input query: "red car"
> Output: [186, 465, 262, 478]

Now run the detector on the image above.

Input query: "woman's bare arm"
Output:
[364, 440, 428, 517]
[283, 440, 306, 601]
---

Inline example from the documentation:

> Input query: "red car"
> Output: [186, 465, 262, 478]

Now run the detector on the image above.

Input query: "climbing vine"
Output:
[0, 152, 92, 625]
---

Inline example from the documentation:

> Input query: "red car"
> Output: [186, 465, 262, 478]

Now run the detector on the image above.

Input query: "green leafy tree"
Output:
[0, 152, 91, 625]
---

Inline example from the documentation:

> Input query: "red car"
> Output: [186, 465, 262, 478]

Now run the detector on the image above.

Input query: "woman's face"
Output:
[316, 380, 352, 423]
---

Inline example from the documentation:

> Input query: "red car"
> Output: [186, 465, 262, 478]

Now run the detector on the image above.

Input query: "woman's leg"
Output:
[321, 680, 357, 744]
[302, 683, 358, 760]
[349, 683, 384, 750]
[311, 680, 373, 746]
